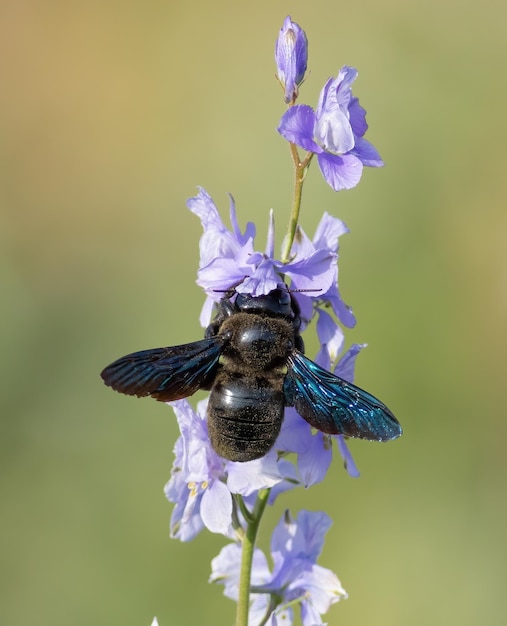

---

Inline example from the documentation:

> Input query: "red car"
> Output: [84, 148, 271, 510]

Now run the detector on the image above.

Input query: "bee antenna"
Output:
[212, 283, 322, 296]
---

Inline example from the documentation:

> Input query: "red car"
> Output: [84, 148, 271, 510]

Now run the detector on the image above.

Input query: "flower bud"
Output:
[275, 16, 308, 104]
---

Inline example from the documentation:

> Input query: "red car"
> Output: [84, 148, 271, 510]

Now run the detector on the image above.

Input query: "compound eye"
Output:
[235, 293, 248, 308]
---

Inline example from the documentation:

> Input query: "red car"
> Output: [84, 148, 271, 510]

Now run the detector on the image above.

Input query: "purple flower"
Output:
[289, 212, 355, 329]
[165, 399, 288, 540]
[210, 510, 347, 625]
[278, 66, 383, 191]
[187, 189, 338, 324]
[187, 188, 256, 325]
[275, 16, 308, 104]
[164, 399, 233, 541]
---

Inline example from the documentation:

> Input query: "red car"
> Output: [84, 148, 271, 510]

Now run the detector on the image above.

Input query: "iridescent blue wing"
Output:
[284, 351, 402, 441]
[100, 337, 225, 402]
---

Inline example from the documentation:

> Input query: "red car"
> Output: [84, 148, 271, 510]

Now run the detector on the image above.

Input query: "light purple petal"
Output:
[271, 510, 331, 563]
[197, 235, 255, 294]
[336, 435, 360, 478]
[200, 480, 233, 535]
[298, 564, 348, 612]
[334, 66, 358, 109]
[168, 485, 204, 542]
[314, 76, 354, 154]
[334, 343, 366, 382]
[199, 295, 216, 327]
[321, 282, 356, 328]
[348, 96, 367, 137]
[188, 188, 243, 267]
[210, 543, 241, 599]
[316, 309, 344, 363]
[300, 601, 324, 626]
[285, 224, 315, 259]
[315, 75, 333, 119]
[238, 258, 282, 296]
[228, 193, 256, 245]
[197, 256, 250, 294]
[169, 399, 224, 483]
[312, 212, 349, 251]
[249, 595, 273, 626]
[265, 209, 275, 258]
[276, 407, 313, 454]
[314, 343, 331, 371]
[297, 433, 333, 487]
[187, 187, 223, 230]
[226, 452, 283, 495]
[293, 511, 332, 561]
[314, 107, 354, 155]
[282, 248, 337, 293]
[267, 459, 302, 504]
[352, 137, 384, 167]
[278, 105, 321, 153]
[317, 152, 363, 191]
[332, 291, 356, 328]
[292, 567, 347, 624]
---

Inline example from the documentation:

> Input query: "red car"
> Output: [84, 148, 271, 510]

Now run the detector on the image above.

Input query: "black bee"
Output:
[100, 288, 402, 462]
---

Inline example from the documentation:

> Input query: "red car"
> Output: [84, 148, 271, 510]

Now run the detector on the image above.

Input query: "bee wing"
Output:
[100, 337, 226, 402]
[284, 351, 402, 442]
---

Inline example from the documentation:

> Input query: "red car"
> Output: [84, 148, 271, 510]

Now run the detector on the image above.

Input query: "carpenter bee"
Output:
[100, 288, 402, 462]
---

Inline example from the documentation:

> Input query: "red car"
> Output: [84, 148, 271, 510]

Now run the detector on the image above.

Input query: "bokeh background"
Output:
[2, 1, 506, 624]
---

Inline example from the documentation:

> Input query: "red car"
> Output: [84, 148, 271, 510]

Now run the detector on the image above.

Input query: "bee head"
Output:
[235, 288, 293, 318]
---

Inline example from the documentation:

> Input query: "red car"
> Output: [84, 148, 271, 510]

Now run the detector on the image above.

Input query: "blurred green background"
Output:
[2, 1, 506, 624]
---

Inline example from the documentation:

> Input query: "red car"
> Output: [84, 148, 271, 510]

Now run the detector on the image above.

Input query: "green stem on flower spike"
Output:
[234, 493, 255, 526]
[257, 595, 279, 626]
[235, 489, 270, 626]
[281, 146, 314, 264]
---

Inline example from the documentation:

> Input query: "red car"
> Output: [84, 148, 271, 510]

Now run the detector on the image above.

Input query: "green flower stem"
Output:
[257, 596, 279, 626]
[235, 488, 271, 626]
[281, 146, 314, 264]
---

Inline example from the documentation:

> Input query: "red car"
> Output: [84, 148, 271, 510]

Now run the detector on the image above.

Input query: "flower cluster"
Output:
[167, 186, 364, 496]
[164, 188, 363, 621]
[277, 19, 383, 191]
[159, 15, 388, 626]
[210, 510, 347, 625]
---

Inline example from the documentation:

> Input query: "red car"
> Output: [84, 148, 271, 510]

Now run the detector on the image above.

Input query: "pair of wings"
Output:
[100, 336, 402, 442]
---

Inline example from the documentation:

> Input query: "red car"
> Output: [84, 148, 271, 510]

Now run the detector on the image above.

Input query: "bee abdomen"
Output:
[208, 376, 284, 462]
